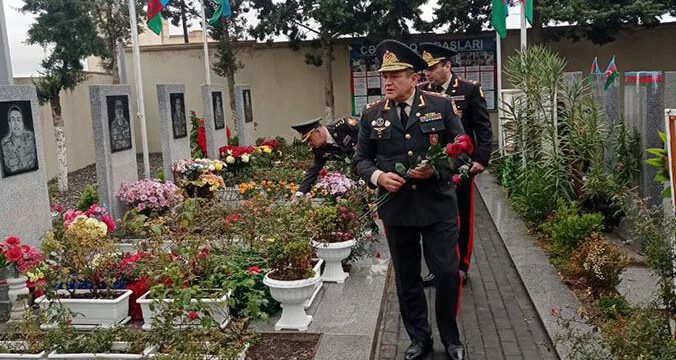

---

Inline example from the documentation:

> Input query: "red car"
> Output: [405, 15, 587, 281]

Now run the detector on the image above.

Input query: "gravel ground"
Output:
[48, 153, 164, 210]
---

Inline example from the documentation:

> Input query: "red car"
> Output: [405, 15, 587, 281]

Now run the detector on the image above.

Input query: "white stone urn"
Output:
[263, 270, 321, 331]
[6, 272, 29, 322]
[311, 239, 356, 283]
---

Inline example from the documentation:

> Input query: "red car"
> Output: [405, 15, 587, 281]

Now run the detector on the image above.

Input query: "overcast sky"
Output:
[2, 0, 529, 77]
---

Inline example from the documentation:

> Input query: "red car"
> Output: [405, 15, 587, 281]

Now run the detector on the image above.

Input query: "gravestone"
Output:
[588, 73, 621, 165]
[202, 84, 227, 159]
[0, 0, 13, 85]
[234, 84, 255, 146]
[563, 71, 582, 86]
[623, 71, 665, 206]
[90, 85, 138, 219]
[0, 86, 51, 247]
[664, 72, 676, 109]
[157, 84, 190, 182]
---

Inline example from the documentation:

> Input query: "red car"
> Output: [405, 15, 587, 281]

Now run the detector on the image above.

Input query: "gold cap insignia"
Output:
[422, 51, 434, 63]
[379, 50, 413, 72]
[382, 50, 399, 66]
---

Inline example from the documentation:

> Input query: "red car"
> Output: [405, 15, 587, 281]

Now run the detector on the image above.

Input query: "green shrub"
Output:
[596, 294, 631, 321]
[546, 202, 603, 256]
[569, 233, 627, 298]
[604, 305, 676, 360]
[76, 184, 99, 211]
[510, 168, 559, 224]
[579, 167, 625, 230]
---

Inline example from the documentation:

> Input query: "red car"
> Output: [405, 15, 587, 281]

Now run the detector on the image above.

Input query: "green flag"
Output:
[491, 0, 508, 39]
[209, 0, 232, 26]
[520, 0, 533, 24]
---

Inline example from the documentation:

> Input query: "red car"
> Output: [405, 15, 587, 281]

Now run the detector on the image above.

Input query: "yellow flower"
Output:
[260, 145, 272, 154]
[214, 162, 223, 171]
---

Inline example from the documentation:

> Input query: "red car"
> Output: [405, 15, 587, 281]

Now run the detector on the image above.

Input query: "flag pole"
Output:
[520, 1, 527, 50]
[128, 0, 150, 178]
[199, 0, 212, 85]
[496, 31, 504, 153]
[0, 0, 14, 85]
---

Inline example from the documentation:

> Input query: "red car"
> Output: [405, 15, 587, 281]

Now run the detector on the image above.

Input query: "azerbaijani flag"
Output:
[209, 0, 232, 26]
[604, 56, 618, 90]
[147, 0, 170, 35]
[588, 56, 601, 84]
[518, 0, 533, 25]
[491, 0, 509, 39]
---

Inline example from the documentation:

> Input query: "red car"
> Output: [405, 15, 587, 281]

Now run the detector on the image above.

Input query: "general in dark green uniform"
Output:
[291, 117, 359, 194]
[353, 39, 467, 360]
[418, 43, 493, 287]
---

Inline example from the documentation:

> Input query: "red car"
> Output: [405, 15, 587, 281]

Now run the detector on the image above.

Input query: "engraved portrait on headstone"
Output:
[170, 93, 187, 139]
[107, 95, 132, 153]
[0, 101, 38, 177]
[243, 89, 253, 124]
[212, 91, 225, 130]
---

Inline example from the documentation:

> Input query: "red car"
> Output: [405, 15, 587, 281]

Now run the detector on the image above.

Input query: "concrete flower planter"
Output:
[35, 290, 132, 328]
[47, 342, 156, 359]
[312, 239, 356, 283]
[148, 343, 249, 360]
[263, 271, 321, 331]
[116, 239, 172, 253]
[136, 291, 230, 331]
[304, 259, 324, 310]
[0, 341, 47, 359]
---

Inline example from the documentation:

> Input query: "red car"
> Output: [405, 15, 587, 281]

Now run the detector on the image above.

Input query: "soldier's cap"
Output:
[291, 118, 322, 142]
[376, 39, 428, 73]
[418, 43, 458, 67]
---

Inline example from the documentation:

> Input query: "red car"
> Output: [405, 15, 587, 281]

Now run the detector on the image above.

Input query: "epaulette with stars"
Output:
[364, 98, 386, 113]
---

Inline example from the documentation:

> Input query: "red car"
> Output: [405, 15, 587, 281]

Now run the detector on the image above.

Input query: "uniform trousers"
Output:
[384, 218, 462, 348]
[457, 176, 476, 273]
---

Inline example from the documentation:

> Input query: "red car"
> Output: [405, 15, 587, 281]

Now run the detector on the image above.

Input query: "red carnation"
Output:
[4, 236, 20, 246]
[248, 265, 261, 275]
[187, 311, 199, 320]
[4, 245, 23, 262]
[445, 143, 463, 158]
[319, 168, 328, 177]
[226, 126, 232, 140]
[452, 174, 461, 184]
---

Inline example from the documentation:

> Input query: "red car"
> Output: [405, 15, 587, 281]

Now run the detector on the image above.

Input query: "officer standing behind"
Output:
[418, 43, 493, 287]
[353, 39, 467, 360]
[291, 117, 359, 195]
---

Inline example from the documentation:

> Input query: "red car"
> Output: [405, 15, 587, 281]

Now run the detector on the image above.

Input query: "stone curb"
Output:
[476, 172, 599, 360]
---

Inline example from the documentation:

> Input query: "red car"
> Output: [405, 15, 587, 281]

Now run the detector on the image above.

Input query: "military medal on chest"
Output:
[371, 117, 391, 138]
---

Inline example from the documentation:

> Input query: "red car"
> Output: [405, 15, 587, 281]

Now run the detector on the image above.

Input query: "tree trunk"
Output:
[50, 94, 68, 193]
[111, 50, 120, 84]
[531, 7, 544, 44]
[321, 37, 335, 122]
[181, 11, 189, 44]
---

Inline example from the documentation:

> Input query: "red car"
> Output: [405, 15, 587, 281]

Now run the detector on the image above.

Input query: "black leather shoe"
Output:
[446, 344, 465, 360]
[461, 271, 469, 286]
[405, 339, 433, 360]
[422, 273, 435, 287]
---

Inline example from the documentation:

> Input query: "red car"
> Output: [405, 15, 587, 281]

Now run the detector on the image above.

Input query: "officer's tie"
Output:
[398, 103, 408, 128]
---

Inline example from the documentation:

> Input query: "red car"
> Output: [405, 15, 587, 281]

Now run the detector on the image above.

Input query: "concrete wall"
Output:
[122, 42, 352, 154]
[14, 73, 113, 179]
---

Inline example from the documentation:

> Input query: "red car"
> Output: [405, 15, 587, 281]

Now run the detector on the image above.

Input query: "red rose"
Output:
[4, 236, 20, 246]
[452, 175, 461, 184]
[187, 311, 199, 320]
[5, 245, 23, 262]
[445, 143, 462, 158]
[319, 168, 328, 177]
[248, 265, 261, 275]
[455, 134, 474, 155]
[198, 248, 209, 259]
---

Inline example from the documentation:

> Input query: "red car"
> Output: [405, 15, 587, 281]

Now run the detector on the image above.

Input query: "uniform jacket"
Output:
[353, 89, 466, 227]
[298, 117, 360, 193]
[419, 73, 492, 166]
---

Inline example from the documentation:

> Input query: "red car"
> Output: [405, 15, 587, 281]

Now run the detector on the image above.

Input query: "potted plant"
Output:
[45, 323, 155, 359]
[0, 316, 48, 359]
[117, 179, 184, 217]
[261, 203, 320, 331]
[135, 238, 250, 331]
[309, 203, 357, 283]
[36, 207, 132, 328]
[0, 236, 42, 321]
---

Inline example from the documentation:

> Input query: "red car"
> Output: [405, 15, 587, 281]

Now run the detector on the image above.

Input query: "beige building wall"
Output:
[14, 73, 114, 180]
[122, 41, 352, 154]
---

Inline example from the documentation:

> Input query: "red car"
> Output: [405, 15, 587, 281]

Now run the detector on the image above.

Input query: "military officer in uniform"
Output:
[353, 39, 467, 360]
[1, 105, 37, 174]
[291, 116, 360, 194]
[418, 43, 493, 287]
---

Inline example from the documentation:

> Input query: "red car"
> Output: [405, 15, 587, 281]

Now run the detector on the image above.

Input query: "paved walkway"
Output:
[375, 193, 558, 360]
